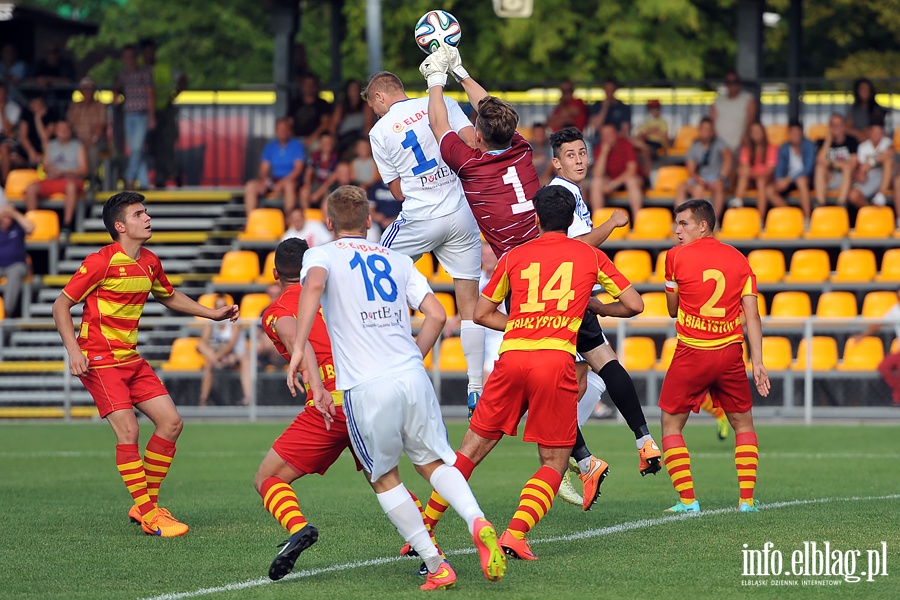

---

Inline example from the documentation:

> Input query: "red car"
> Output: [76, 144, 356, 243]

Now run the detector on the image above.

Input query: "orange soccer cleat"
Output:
[420, 562, 457, 591]
[638, 439, 662, 476]
[472, 517, 506, 582]
[499, 529, 537, 561]
[578, 456, 610, 511]
[141, 510, 190, 537]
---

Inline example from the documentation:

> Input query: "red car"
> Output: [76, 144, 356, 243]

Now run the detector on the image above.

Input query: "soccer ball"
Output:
[414, 10, 461, 55]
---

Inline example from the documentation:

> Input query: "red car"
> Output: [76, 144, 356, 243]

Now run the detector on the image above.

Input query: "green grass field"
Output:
[1, 420, 898, 600]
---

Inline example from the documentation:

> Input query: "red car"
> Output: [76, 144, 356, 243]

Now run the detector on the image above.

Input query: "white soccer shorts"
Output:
[380, 208, 481, 280]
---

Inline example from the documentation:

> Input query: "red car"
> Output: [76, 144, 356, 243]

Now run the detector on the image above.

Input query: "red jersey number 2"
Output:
[503, 166, 534, 215]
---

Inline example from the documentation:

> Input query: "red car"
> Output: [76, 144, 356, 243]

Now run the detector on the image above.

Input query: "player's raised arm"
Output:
[421, 49, 452, 142]
[575, 209, 630, 248]
[157, 290, 239, 322]
[287, 266, 327, 397]
[444, 46, 489, 110]
[741, 293, 770, 397]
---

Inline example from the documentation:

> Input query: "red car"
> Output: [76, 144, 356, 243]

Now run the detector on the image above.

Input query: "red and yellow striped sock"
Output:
[143, 434, 176, 507]
[506, 466, 562, 540]
[662, 434, 696, 504]
[409, 491, 440, 549]
[699, 394, 726, 420]
[422, 452, 476, 533]
[116, 444, 157, 520]
[260, 476, 308, 534]
[735, 432, 759, 506]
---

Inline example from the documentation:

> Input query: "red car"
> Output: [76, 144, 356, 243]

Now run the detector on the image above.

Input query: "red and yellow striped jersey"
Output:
[482, 232, 631, 356]
[665, 237, 757, 350]
[62, 243, 173, 368]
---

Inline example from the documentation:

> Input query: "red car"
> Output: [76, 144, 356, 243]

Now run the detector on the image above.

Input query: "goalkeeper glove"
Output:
[445, 46, 470, 82]
[419, 48, 449, 88]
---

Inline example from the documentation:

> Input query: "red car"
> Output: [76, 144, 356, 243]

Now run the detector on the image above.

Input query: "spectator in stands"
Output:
[588, 122, 645, 215]
[851, 289, 900, 407]
[330, 78, 374, 156]
[197, 294, 252, 407]
[847, 78, 885, 143]
[0, 203, 34, 318]
[731, 121, 777, 213]
[814, 113, 858, 208]
[16, 94, 58, 167]
[676, 117, 732, 217]
[288, 74, 332, 146]
[769, 120, 816, 220]
[590, 78, 632, 136]
[529, 122, 554, 184]
[115, 44, 155, 189]
[24, 120, 87, 236]
[243, 117, 305, 215]
[546, 80, 589, 132]
[281, 206, 333, 247]
[0, 43, 27, 85]
[710, 72, 757, 153]
[368, 180, 402, 232]
[0, 82, 22, 183]
[349, 138, 379, 192]
[141, 39, 187, 189]
[29, 45, 75, 89]
[848, 120, 892, 208]
[632, 99, 669, 174]
[67, 77, 108, 185]
[300, 131, 339, 209]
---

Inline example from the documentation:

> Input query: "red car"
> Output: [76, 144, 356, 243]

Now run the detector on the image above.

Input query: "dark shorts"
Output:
[576, 310, 607, 354]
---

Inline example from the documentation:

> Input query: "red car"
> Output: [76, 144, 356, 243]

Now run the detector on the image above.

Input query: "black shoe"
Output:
[269, 524, 318, 581]
[416, 561, 428, 576]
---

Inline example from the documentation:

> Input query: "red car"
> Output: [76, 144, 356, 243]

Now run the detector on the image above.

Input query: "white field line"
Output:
[138, 493, 900, 600]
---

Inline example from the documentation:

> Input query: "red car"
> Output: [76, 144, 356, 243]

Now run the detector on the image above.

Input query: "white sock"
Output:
[377, 483, 442, 573]
[429, 464, 484, 535]
[577, 456, 593, 475]
[577, 370, 607, 427]
[636, 434, 653, 449]
[460, 321, 485, 394]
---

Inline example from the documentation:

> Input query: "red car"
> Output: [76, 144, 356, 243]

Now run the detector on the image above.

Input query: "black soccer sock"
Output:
[571, 427, 592, 462]
[598, 360, 650, 439]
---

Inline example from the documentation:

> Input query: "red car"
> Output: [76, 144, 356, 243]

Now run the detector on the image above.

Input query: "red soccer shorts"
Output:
[80, 358, 169, 418]
[272, 404, 362, 476]
[469, 349, 578, 447]
[39, 178, 85, 196]
[659, 342, 752, 415]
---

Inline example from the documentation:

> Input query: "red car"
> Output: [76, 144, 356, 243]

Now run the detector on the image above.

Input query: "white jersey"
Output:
[549, 176, 592, 238]
[369, 95, 471, 221]
[301, 237, 433, 390]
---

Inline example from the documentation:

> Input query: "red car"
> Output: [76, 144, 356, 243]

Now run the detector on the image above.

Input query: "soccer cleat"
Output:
[141, 511, 190, 537]
[666, 500, 700, 513]
[499, 529, 537, 561]
[472, 517, 506, 582]
[399, 542, 418, 557]
[128, 504, 142, 524]
[638, 439, 662, 476]
[739, 500, 758, 513]
[420, 562, 457, 591]
[716, 418, 729, 441]
[467, 391, 481, 421]
[268, 524, 319, 581]
[556, 470, 584, 507]
[578, 456, 610, 511]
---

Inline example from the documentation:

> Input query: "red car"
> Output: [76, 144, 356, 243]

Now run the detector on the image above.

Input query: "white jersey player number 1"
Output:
[401, 130, 439, 176]
[502, 166, 534, 215]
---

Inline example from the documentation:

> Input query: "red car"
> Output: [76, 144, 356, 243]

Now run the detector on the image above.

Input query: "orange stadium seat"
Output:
[614, 250, 652, 284]
[862, 291, 898, 318]
[816, 291, 858, 319]
[417, 292, 457, 319]
[0, 296, 5, 320]
[415, 254, 436, 279]
[305, 208, 324, 223]
[838, 336, 885, 371]
[784, 249, 830, 283]
[646, 166, 689, 199]
[3, 169, 41, 200]
[747, 249, 785, 283]
[239, 208, 285, 241]
[198, 292, 234, 310]
[431, 263, 453, 284]
[648, 250, 667, 284]
[756, 293, 767, 317]
[876, 249, 900, 283]
[808, 123, 829, 142]
[719, 207, 761, 239]
[438, 337, 467, 371]
[831, 249, 876, 283]
[24, 210, 60, 242]
[621, 337, 657, 371]
[669, 125, 698, 155]
[850, 206, 895, 239]
[770, 291, 812, 318]
[257, 251, 277, 284]
[639, 292, 670, 318]
[212, 251, 260, 284]
[766, 124, 789, 147]
[161, 337, 205, 371]
[759, 206, 804, 239]
[793, 336, 839, 371]
[762, 337, 793, 371]
[628, 207, 672, 240]
[592, 208, 629, 240]
[804, 206, 849, 239]
[655, 338, 678, 371]
[239, 293, 272, 319]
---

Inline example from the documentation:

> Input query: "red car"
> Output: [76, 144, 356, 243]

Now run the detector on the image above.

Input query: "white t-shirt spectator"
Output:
[3, 99, 21, 127]
[282, 220, 334, 247]
[856, 137, 892, 170]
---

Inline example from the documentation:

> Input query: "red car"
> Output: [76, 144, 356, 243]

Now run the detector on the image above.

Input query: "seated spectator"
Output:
[29, 45, 76, 89]
[590, 78, 632, 136]
[769, 120, 816, 219]
[0, 43, 27, 85]
[847, 78, 885, 143]
[243, 117, 305, 215]
[675, 117, 732, 216]
[588, 122, 645, 215]
[24, 120, 87, 236]
[67, 77, 108, 185]
[849, 120, 892, 208]
[814, 113, 858, 207]
[288, 74, 332, 146]
[197, 294, 251, 407]
[281, 206, 333, 247]
[732, 122, 777, 213]
[349, 138, 379, 191]
[331, 79, 374, 155]
[0, 204, 34, 318]
[16, 95, 58, 168]
[529, 122, 554, 184]
[300, 132, 339, 209]
[368, 180, 402, 231]
[0, 82, 22, 183]
[632, 99, 669, 174]
[546, 80, 588, 132]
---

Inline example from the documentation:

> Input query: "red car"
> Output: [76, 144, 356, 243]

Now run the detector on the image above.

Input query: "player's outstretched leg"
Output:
[735, 431, 759, 512]
[699, 394, 729, 441]
[460, 320, 485, 419]
[401, 491, 445, 576]
[500, 465, 563, 560]
[662, 434, 700, 513]
[260, 476, 318, 580]
[569, 428, 609, 511]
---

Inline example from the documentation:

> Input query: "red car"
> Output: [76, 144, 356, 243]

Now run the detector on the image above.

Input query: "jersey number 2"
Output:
[401, 130, 438, 176]
[699, 269, 726, 317]
[502, 166, 534, 215]
[350, 252, 398, 302]
[520, 262, 575, 312]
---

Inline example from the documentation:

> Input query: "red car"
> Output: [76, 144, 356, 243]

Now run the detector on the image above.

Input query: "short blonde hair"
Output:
[326, 185, 370, 232]
[363, 71, 404, 100]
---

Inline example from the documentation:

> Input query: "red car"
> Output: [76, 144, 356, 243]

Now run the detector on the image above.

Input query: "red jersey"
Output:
[261, 284, 339, 401]
[482, 232, 631, 356]
[595, 137, 641, 179]
[440, 131, 541, 257]
[62, 243, 173, 368]
[665, 237, 757, 350]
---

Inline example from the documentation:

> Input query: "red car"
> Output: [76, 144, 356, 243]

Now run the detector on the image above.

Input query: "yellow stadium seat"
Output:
[759, 206, 804, 239]
[417, 292, 457, 319]
[816, 291, 858, 319]
[669, 125, 698, 155]
[438, 337, 467, 371]
[862, 291, 898, 318]
[766, 124, 789, 147]
[793, 336, 838, 371]
[876, 249, 900, 283]
[770, 291, 811, 318]
[719, 207, 761, 239]
[24, 210, 60, 242]
[591, 208, 629, 240]
[614, 249, 652, 284]
[838, 336, 885, 371]
[850, 206, 895, 239]
[431, 263, 453, 284]
[628, 207, 672, 240]
[0, 296, 5, 320]
[239, 293, 272, 319]
[421, 342, 434, 369]
[762, 336, 793, 371]
[161, 337, 205, 371]
[755, 293, 767, 317]
[804, 206, 849, 239]
[655, 338, 678, 371]
[3, 169, 41, 200]
[212, 251, 260, 284]
[238, 208, 285, 241]
[645, 166, 689, 199]
[639, 292, 670, 318]
[256, 251, 277, 284]
[621, 337, 657, 371]
[783, 249, 830, 283]
[808, 123, 829, 142]
[415, 254, 436, 279]
[831, 249, 876, 283]
[747, 249, 785, 283]
[305, 208, 324, 223]
[198, 292, 234, 310]
[648, 250, 667, 284]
